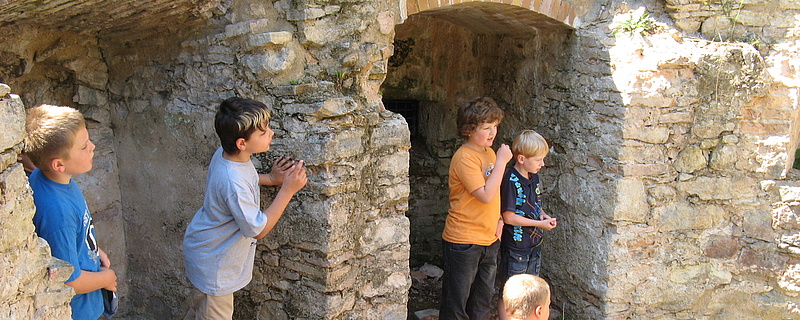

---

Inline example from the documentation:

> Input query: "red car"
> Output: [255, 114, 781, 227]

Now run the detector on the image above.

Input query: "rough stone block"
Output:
[779, 186, 800, 202]
[735, 10, 771, 27]
[704, 236, 740, 259]
[623, 125, 670, 144]
[224, 19, 271, 38]
[709, 144, 738, 171]
[656, 202, 724, 231]
[675, 18, 702, 33]
[244, 32, 293, 49]
[622, 163, 672, 177]
[743, 208, 775, 241]
[669, 263, 731, 284]
[0, 83, 10, 97]
[309, 97, 357, 118]
[778, 264, 800, 295]
[286, 7, 327, 21]
[673, 145, 707, 173]
[369, 117, 410, 149]
[240, 48, 296, 78]
[613, 178, 648, 223]
[0, 94, 25, 149]
[677, 176, 758, 201]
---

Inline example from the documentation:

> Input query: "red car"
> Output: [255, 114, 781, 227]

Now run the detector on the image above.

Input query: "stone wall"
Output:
[1, 0, 410, 318]
[102, 0, 411, 318]
[0, 84, 72, 319]
[542, 0, 800, 318]
[2, 0, 800, 319]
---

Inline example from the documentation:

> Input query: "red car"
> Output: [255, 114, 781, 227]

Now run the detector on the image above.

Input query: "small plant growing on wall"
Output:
[612, 9, 655, 36]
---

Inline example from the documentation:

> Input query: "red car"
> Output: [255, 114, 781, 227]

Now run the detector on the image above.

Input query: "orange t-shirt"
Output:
[442, 144, 501, 246]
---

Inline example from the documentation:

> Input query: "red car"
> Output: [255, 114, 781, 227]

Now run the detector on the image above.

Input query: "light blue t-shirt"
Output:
[30, 169, 103, 320]
[183, 148, 268, 296]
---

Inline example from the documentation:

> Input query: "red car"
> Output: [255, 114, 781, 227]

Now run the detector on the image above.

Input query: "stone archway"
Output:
[381, 1, 574, 314]
[406, 0, 580, 28]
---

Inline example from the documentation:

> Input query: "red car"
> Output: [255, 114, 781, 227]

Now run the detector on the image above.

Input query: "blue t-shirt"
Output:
[500, 166, 544, 250]
[30, 169, 103, 320]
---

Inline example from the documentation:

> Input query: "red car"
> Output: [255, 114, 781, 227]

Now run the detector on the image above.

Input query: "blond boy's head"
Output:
[503, 274, 551, 320]
[512, 130, 549, 158]
[24, 105, 86, 170]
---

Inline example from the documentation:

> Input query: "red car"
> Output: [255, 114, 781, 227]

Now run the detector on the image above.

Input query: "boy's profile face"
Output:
[467, 121, 500, 150]
[242, 120, 274, 154]
[518, 153, 547, 174]
[60, 126, 95, 176]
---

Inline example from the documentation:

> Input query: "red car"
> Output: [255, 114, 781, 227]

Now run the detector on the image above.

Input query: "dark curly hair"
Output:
[456, 97, 505, 138]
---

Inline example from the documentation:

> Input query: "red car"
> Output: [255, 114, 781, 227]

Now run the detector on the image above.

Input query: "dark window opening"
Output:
[384, 99, 420, 139]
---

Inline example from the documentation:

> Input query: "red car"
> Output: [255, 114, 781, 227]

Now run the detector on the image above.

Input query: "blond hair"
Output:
[503, 274, 550, 319]
[512, 130, 549, 158]
[25, 105, 85, 169]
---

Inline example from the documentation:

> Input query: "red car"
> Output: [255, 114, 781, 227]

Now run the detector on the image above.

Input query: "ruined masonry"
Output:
[0, 0, 799, 319]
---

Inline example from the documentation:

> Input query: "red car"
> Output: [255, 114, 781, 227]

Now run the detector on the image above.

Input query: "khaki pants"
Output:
[183, 289, 234, 320]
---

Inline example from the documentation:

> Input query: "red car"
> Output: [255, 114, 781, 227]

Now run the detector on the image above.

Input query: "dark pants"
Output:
[439, 240, 500, 320]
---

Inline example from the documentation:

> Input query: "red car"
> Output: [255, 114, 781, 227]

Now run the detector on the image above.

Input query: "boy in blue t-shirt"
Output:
[25, 105, 118, 320]
[497, 130, 557, 320]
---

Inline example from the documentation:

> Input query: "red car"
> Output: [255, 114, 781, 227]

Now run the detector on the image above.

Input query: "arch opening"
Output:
[382, 2, 575, 315]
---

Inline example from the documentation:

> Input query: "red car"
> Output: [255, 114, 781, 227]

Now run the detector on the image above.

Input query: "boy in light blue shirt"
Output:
[183, 97, 307, 319]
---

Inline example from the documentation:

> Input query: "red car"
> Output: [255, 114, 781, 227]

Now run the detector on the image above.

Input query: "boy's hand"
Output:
[282, 160, 308, 194]
[269, 157, 295, 185]
[540, 217, 557, 230]
[99, 248, 111, 268]
[496, 144, 512, 166]
[101, 267, 117, 292]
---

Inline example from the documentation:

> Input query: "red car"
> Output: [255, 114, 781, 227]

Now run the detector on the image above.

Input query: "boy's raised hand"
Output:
[269, 157, 295, 185]
[496, 143, 513, 165]
[282, 160, 308, 194]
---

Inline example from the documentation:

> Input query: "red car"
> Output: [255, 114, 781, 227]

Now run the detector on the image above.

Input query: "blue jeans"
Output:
[439, 240, 500, 320]
[499, 245, 542, 287]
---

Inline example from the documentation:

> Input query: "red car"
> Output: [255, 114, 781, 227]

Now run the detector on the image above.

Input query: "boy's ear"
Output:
[534, 305, 544, 317]
[516, 154, 526, 163]
[235, 137, 247, 151]
[49, 158, 66, 173]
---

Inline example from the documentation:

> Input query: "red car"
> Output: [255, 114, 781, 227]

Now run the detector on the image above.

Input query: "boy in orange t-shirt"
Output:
[440, 97, 512, 319]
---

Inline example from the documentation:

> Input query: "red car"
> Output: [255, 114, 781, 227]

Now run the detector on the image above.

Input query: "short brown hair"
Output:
[456, 97, 504, 138]
[215, 97, 271, 155]
[24, 105, 86, 170]
[503, 274, 550, 319]
[512, 130, 549, 158]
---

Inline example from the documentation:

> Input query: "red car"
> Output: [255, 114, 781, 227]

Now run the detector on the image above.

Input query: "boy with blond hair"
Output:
[26, 105, 118, 320]
[183, 97, 307, 319]
[440, 97, 512, 319]
[497, 130, 557, 320]
[503, 274, 551, 320]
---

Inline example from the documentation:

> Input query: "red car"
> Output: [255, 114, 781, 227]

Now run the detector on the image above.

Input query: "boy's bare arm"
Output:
[66, 267, 117, 294]
[501, 211, 557, 230]
[254, 160, 307, 239]
[259, 157, 295, 186]
[471, 144, 513, 203]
